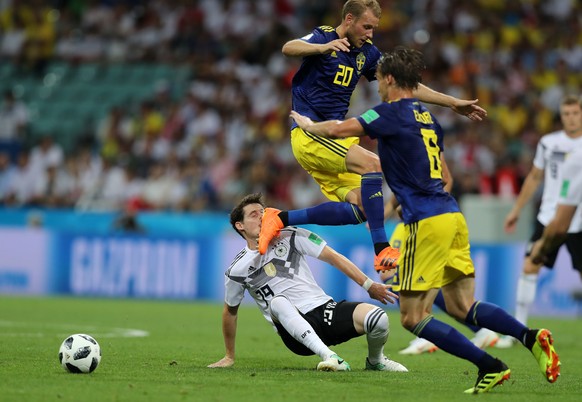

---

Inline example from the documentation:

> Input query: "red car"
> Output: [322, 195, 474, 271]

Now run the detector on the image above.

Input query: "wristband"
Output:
[362, 277, 374, 291]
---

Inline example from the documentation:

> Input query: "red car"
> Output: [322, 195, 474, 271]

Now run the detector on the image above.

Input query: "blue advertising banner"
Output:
[53, 233, 218, 300]
[1, 212, 581, 317]
[0, 228, 50, 294]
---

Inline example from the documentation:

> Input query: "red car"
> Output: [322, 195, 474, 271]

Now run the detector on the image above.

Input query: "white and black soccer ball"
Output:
[58, 334, 101, 373]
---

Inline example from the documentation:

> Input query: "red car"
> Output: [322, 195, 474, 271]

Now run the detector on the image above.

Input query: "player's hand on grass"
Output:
[290, 111, 313, 130]
[208, 356, 234, 368]
[367, 282, 398, 305]
[450, 99, 487, 121]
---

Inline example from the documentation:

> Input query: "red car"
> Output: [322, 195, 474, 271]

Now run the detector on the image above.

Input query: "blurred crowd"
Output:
[0, 0, 581, 212]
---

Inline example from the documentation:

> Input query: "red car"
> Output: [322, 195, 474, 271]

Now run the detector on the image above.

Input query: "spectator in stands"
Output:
[95, 106, 133, 161]
[29, 135, 64, 173]
[22, 5, 56, 76]
[4, 151, 45, 206]
[0, 0, 580, 213]
[38, 164, 75, 208]
[0, 90, 28, 160]
[0, 9, 26, 64]
[179, 157, 215, 211]
[0, 152, 17, 204]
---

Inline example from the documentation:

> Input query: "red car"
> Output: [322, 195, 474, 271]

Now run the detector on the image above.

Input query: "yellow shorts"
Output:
[389, 222, 406, 251]
[291, 127, 361, 202]
[392, 212, 475, 292]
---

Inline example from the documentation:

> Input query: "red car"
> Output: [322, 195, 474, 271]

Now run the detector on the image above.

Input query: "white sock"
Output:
[270, 296, 334, 360]
[364, 307, 389, 365]
[515, 273, 538, 325]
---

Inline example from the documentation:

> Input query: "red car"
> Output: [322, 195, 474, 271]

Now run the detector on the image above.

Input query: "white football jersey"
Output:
[533, 130, 582, 231]
[224, 227, 331, 328]
[558, 147, 582, 208]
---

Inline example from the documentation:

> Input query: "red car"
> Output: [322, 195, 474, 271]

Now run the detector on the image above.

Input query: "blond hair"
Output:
[342, 0, 381, 20]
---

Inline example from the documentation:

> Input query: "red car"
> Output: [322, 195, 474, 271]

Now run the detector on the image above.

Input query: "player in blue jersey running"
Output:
[289, 46, 561, 393]
[259, 0, 487, 273]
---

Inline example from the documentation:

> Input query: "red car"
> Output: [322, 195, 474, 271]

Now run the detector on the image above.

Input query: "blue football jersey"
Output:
[291, 26, 381, 129]
[356, 99, 460, 224]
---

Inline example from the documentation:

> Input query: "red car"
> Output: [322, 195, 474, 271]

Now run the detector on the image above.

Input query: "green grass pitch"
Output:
[0, 296, 581, 401]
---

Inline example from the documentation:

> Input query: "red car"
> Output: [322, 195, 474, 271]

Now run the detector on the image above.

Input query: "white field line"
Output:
[0, 320, 149, 338]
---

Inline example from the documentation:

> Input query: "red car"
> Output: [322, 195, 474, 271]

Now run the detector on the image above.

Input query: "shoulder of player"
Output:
[280, 226, 311, 236]
[358, 102, 393, 125]
[281, 227, 326, 247]
[377, 98, 416, 111]
[278, 226, 301, 239]
[279, 226, 321, 240]
[539, 130, 565, 145]
[360, 40, 380, 57]
[311, 25, 338, 40]
[317, 25, 336, 33]
[537, 130, 582, 152]
[362, 38, 378, 48]
[226, 248, 250, 274]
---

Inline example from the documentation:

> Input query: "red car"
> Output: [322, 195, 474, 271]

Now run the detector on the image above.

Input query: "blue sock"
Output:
[361, 172, 388, 248]
[287, 202, 365, 226]
[433, 292, 480, 333]
[466, 301, 528, 341]
[414, 316, 495, 369]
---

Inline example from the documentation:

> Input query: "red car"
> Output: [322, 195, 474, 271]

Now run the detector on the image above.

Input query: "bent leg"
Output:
[433, 290, 480, 332]
[442, 276, 529, 341]
[353, 303, 407, 371]
[290, 126, 360, 203]
[353, 304, 387, 362]
[400, 289, 500, 371]
[346, 145, 388, 252]
[269, 295, 334, 360]
[285, 201, 366, 226]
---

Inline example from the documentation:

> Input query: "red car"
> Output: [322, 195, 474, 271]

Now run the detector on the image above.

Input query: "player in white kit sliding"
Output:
[499, 95, 582, 347]
[208, 193, 407, 372]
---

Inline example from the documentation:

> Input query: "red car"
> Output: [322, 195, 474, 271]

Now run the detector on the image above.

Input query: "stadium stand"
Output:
[0, 0, 580, 212]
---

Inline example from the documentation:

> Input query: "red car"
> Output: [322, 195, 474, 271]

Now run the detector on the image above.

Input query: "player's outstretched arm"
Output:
[414, 84, 487, 121]
[208, 304, 239, 368]
[317, 245, 398, 305]
[282, 38, 351, 57]
[290, 111, 364, 139]
[504, 166, 544, 233]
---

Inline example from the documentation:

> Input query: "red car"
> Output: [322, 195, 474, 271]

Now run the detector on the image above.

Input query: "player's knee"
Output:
[362, 154, 381, 173]
[350, 203, 366, 222]
[365, 307, 389, 337]
[400, 314, 418, 332]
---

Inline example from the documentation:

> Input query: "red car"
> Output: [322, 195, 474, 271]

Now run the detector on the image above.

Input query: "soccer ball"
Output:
[58, 334, 101, 373]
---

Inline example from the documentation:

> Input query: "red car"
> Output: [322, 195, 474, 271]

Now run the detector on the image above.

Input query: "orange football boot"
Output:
[374, 246, 400, 272]
[258, 208, 283, 254]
